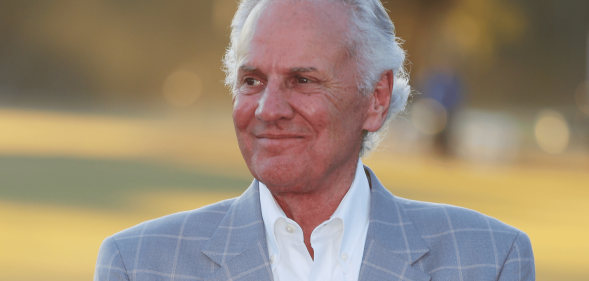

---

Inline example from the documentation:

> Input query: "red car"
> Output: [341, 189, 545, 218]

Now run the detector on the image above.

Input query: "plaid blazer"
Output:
[95, 166, 535, 281]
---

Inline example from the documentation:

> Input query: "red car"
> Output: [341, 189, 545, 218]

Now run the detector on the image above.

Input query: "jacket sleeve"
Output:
[497, 231, 535, 281]
[94, 237, 131, 281]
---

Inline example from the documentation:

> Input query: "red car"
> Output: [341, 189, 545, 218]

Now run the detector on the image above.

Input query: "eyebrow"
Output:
[289, 67, 317, 73]
[238, 65, 318, 73]
[239, 65, 257, 72]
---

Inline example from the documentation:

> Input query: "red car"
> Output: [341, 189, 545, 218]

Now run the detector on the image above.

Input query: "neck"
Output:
[269, 158, 359, 259]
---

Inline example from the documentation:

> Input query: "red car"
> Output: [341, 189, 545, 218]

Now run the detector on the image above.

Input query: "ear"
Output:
[362, 70, 393, 132]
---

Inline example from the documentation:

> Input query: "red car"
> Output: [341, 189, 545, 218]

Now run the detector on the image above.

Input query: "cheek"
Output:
[323, 97, 367, 148]
[290, 95, 331, 133]
[233, 94, 260, 158]
[291, 95, 346, 153]
[232, 94, 258, 132]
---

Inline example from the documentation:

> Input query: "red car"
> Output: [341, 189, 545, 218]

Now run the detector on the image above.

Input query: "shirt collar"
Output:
[330, 158, 371, 272]
[259, 179, 286, 270]
[259, 158, 371, 272]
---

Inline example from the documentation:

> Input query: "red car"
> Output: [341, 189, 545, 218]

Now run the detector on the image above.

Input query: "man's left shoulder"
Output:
[398, 197, 521, 238]
[396, 197, 535, 279]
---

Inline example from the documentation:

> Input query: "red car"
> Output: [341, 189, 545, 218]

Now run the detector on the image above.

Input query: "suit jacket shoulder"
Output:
[396, 196, 535, 280]
[94, 197, 237, 281]
[112, 196, 236, 242]
[362, 166, 535, 281]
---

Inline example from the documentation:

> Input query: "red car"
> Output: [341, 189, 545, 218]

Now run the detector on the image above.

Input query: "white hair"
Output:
[223, 0, 411, 156]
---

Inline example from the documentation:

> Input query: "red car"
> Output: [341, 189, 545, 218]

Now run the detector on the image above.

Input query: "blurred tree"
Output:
[0, 0, 587, 109]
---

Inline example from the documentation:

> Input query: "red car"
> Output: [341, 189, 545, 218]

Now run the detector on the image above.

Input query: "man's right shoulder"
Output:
[111, 197, 237, 242]
[94, 198, 237, 280]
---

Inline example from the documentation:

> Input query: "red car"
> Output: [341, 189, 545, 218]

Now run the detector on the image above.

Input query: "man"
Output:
[95, 0, 535, 280]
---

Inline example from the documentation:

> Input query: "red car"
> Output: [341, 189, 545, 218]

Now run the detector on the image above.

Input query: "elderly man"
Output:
[95, 0, 534, 280]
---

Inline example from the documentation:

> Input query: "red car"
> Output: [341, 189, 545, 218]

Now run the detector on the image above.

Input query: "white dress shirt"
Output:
[259, 159, 371, 281]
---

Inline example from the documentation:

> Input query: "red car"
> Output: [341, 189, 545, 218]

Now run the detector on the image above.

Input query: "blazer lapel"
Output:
[359, 166, 431, 281]
[202, 167, 430, 281]
[203, 180, 273, 281]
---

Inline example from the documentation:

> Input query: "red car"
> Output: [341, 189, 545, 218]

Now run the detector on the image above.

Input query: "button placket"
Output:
[286, 224, 295, 233]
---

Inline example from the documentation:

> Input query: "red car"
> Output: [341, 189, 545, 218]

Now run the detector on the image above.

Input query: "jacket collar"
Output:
[203, 166, 431, 281]
[359, 166, 431, 281]
[202, 180, 273, 281]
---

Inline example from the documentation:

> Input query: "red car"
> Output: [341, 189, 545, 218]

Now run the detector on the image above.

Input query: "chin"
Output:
[251, 154, 311, 190]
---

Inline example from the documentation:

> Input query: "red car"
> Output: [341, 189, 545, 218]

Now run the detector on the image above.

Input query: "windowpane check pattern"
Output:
[95, 167, 534, 281]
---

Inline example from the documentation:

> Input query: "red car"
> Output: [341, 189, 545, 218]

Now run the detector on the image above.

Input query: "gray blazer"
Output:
[95, 166, 534, 281]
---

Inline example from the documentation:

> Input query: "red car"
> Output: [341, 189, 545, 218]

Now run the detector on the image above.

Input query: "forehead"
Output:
[238, 0, 351, 71]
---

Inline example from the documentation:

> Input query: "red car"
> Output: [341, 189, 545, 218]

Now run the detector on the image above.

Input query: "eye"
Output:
[244, 77, 262, 86]
[295, 77, 310, 84]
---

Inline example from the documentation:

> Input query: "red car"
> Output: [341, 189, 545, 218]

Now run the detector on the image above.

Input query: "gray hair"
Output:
[223, 0, 411, 156]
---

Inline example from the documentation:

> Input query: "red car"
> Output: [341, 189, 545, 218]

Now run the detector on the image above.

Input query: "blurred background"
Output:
[0, 0, 588, 280]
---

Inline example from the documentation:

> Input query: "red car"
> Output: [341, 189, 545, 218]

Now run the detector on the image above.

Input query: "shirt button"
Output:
[341, 253, 348, 261]
[270, 255, 276, 263]
[286, 224, 295, 233]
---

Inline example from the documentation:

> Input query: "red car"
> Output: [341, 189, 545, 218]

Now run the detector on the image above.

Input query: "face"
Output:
[232, 0, 374, 192]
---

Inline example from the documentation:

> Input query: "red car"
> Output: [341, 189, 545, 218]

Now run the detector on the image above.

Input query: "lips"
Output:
[254, 133, 307, 150]
[256, 133, 305, 139]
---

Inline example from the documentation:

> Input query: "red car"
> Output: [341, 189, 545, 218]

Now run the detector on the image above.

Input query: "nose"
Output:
[255, 81, 295, 124]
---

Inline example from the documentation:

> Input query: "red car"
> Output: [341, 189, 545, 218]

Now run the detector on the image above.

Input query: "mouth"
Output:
[253, 133, 307, 152]
[256, 133, 305, 140]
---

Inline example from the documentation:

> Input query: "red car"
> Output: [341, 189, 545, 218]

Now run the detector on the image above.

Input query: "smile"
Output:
[256, 134, 305, 139]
